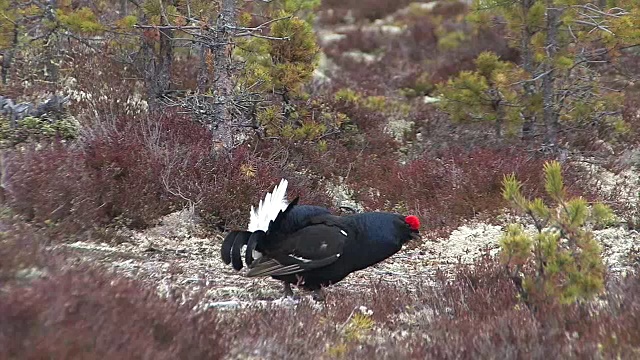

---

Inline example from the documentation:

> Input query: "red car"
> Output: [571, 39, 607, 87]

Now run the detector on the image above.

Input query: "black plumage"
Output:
[221, 197, 420, 300]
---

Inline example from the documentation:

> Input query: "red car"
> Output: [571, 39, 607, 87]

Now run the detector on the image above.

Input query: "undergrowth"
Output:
[1, 225, 638, 359]
[1, 0, 638, 357]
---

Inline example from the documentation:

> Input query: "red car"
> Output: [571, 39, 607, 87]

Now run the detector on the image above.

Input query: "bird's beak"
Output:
[410, 230, 421, 241]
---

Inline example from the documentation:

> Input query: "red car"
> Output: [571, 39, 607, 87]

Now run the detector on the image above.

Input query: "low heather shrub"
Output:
[0, 219, 47, 283]
[0, 218, 228, 359]
[4, 109, 337, 238]
[5, 113, 185, 236]
[0, 266, 227, 359]
[324, 1, 517, 94]
[2, 223, 638, 360]
[346, 147, 551, 229]
[318, 0, 416, 24]
[336, 256, 640, 359]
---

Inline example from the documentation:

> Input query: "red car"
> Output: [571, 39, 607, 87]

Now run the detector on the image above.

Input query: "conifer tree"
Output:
[2, 0, 321, 149]
[235, 2, 320, 129]
[0, 0, 105, 86]
[437, 51, 525, 138]
[134, 0, 321, 148]
[438, 0, 637, 146]
[500, 160, 615, 307]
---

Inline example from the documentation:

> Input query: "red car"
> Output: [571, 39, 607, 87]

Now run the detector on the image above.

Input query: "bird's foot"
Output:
[312, 288, 326, 302]
[282, 282, 299, 299]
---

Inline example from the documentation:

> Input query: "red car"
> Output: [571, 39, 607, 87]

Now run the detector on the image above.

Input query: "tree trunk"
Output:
[141, 37, 158, 109]
[197, 45, 209, 93]
[488, 88, 503, 138]
[495, 104, 504, 139]
[542, 2, 560, 147]
[0, 151, 6, 205]
[141, 13, 174, 112]
[157, 26, 173, 97]
[520, 0, 537, 141]
[282, 87, 293, 121]
[43, 0, 60, 85]
[209, 0, 237, 150]
[1, 23, 18, 85]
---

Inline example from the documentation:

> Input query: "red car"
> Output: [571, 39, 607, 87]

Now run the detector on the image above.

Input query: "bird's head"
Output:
[404, 215, 421, 241]
[354, 212, 421, 245]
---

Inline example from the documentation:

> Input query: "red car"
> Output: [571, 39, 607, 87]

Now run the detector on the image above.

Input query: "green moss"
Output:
[437, 30, 467, 51]
[361, 96, 387, 113]
[334, 88, 360, 103]
[0, 116, 79, 147]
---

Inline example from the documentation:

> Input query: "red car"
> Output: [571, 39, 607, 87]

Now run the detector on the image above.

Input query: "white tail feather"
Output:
[248, 178, 289, 232]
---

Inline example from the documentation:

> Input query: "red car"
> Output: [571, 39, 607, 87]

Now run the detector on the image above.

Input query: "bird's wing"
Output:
[245, 222, 350, 277]
[246, 255, 340, 277]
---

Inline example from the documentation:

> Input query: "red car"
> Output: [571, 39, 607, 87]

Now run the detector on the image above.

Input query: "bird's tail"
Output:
[225, 197, 301, 272]
[221, 179, 289, 271]
[266, 196, 300, 236]
[220, 230, 251, 270]
[248, 178, 289, 232]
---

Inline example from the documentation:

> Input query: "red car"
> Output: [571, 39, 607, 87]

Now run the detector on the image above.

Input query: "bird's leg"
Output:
[282, 281, 294, 298]
[312, 288, 326, 302]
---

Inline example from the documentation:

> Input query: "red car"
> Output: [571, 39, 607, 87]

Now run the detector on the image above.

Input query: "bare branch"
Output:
[233, 32, 289, 40]
[135, 24, 204, 30]
[224, 15, 292, 32]
[509, 69, 552, 86]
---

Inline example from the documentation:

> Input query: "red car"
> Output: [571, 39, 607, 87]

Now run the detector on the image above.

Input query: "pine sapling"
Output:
[500, 160, 615, 307]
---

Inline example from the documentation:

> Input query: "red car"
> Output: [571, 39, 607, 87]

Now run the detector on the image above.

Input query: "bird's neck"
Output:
[352, 218, 403, 248]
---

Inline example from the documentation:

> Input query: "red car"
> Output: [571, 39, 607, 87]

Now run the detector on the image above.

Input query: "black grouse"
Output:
[220, 179, 421, 300]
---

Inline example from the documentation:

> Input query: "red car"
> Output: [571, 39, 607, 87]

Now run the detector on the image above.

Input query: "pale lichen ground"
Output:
[49, 206, 639, 310]
[47, 153, 640, 309]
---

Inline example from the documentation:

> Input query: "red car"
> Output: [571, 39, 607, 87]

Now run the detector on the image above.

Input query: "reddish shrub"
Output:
[414, 253, 520, 318]
[250, 94, 595, 234]
[188, 145, 298, 230]
[345, 147, 550, 229]
[338, 257, 640, 359]
[3, 223, 638, 360]
[0, 266, 227, 359]
[5, 108, 337, 237]
[396, 20, 439, 62]
[66, 48, 145, 121]
[219, 300, 342, 358]
[323, 4, 518, 94]
[249, 95, 572, 234]
[318, 0, 416, 24]
[171, 56, 202, 91]
[331, 27, 391, 55]
[324, 279, 415, 326]
[6, 143, 90, 230]
[4, 113, 189, 235]
[0, 220, 47, 283]
[415, 265, 640, 359]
